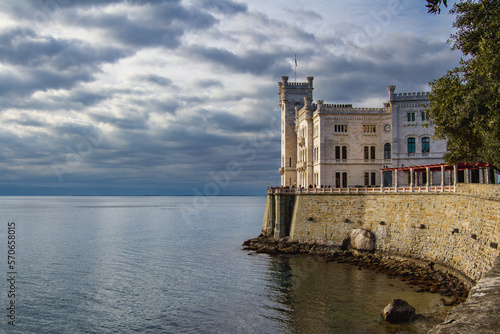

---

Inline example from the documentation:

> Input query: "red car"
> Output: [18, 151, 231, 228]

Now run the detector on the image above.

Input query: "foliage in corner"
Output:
[427, 0, 500, 166]
[426, 0, 448, 14]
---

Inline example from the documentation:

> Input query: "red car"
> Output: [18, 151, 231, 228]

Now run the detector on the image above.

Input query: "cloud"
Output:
[58, 1, 217, 48]
[0, 28, 127, 98]
[184, 45, 292, 76]
[0, 0, 461, 195]
[196, 0, 248, 14]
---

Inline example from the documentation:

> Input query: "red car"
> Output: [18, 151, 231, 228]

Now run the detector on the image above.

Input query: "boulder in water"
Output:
[349, 228, 375, 251]
[382, 299, 416, 323]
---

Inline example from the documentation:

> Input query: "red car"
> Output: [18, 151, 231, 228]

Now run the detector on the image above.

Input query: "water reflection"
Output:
[264, 255, 448, 334]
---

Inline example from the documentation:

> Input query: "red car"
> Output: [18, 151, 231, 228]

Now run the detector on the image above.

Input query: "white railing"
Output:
[267, 185, 456, 195]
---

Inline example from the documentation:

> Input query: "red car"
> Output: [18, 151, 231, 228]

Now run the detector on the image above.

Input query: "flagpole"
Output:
[294, 54, 297, 82]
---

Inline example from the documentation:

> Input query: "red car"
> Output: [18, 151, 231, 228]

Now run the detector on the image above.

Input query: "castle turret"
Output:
[387, 85, 396, 102]
[279, 76, 314, 187]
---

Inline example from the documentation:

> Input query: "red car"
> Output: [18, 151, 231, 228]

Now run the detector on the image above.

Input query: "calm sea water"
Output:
[0, 196, 447, 333]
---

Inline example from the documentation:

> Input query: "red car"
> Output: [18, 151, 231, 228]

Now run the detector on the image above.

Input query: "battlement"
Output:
[317, 100, 353, 109]
[387, 85, 430, 103]
[315, 100, 387, 114]
[392, 91, 430, 101]
[279, 76, 314, 89]
[396, 91, 430, 97]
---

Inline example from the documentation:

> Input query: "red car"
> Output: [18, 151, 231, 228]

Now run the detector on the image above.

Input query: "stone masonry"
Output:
[262, 184, 500, 283]
[262, 183, 500, 332]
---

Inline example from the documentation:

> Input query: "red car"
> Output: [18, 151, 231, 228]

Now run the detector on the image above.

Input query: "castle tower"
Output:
[278, 76, 314, 186]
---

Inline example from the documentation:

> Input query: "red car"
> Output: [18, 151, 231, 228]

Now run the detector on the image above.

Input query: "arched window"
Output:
[407, 137, 416, 153]
[422, 137, 430, 153]
[384, 143, 391, 159]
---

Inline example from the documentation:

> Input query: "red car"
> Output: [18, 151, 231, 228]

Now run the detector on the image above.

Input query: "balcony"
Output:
[296, 161, 307, 170]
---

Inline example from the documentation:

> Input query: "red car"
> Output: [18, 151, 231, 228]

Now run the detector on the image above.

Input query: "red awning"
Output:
[381, 162, 495, 173]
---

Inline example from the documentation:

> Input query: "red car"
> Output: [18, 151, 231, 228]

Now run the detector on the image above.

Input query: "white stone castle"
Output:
[278, 76, 447, 188]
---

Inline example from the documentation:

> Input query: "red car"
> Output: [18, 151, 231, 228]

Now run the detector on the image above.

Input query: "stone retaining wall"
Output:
[262, 183, 500, 332]
[262, 184, 500, 282]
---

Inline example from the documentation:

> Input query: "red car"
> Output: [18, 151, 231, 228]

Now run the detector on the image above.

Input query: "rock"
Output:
[340, 237, 350, 250]
[382, 299, 416, 323]
[349, 228, 375, 251]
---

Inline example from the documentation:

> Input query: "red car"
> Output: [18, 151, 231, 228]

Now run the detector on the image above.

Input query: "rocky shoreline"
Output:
[243, 235, 470, 306]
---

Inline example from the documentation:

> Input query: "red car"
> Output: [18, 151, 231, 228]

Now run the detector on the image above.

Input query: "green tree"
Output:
[426, 0, 448, 14]
[427, 0, 500, 166]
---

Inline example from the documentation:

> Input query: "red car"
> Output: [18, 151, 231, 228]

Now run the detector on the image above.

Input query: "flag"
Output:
[295, 54, 297, 67]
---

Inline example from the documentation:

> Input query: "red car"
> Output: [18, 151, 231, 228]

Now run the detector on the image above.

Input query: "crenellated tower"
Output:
[278, 76, 314, 186]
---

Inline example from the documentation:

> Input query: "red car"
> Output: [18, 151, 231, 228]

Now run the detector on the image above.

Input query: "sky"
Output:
[0, 0, 461, 196]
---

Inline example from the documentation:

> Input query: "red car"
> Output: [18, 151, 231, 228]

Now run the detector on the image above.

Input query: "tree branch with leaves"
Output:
[426, 0, 448, 14]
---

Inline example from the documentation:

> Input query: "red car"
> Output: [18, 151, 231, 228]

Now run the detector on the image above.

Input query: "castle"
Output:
[264, 76, 500, 332]
[278, 76, 447, 188]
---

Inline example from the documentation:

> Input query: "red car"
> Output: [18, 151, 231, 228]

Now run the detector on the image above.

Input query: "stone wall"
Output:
[263, 184, 500, 282]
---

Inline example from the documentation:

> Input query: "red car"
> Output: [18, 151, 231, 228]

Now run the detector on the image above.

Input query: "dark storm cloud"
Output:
[0, 68, 93, 96]
[2, 116, 47, 129]
[208, 112, 276, 133]
[0, 28, 127, 97]
[196, 79, 224, 89]
[89, 112, 151, 131]
[141, 74, 173, 87]
[0, 29, 125, 69]
[60, 1, 216, 48]
[185, 45, 292, 76]
[197, 0, 248, 14]
[71, 91, 108, 107]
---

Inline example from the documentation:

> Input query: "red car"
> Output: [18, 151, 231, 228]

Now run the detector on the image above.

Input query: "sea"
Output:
[0, 196, 449, 334]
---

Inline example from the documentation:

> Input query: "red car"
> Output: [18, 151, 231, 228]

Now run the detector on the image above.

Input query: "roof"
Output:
[381, 162, 497, 173]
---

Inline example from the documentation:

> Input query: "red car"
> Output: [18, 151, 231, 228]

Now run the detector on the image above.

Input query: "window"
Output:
[384, 143, 391, 159]
[334, 124, 348, 133]
[363, 125, 376, 133]
[342, 172, 348, 188]
[407, 137, 416, 153]
[335, 146, 347, 160]
[335, 172, 348, 188]
[365, 172, 376, 186]
[407, 112, 415, 122]
[364, 146, 375, 160]
[421, 111, 429, 122]
[422, 137, 430, 153]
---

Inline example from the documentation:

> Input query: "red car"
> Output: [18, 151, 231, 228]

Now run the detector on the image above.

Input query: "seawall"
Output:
[262, 184, 500, 332]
